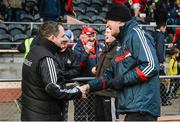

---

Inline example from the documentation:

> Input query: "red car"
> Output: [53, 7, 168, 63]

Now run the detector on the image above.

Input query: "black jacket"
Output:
[95, 41, 119, 97]
[21, 39, 82, 121]
[154, 29, 166, 63]
[96, 41, 118, 77]
[57, 48, 81, 82]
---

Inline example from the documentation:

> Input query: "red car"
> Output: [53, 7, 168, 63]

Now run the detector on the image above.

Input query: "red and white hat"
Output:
[132, 0, 140, 9]
[81, 26, 95, 35]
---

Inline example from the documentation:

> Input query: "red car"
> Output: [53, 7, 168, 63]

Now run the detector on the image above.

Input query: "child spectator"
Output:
[168, 47, 180, 98]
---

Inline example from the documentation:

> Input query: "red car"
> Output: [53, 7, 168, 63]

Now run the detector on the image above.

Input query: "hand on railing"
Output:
[80, 84, 90, 94]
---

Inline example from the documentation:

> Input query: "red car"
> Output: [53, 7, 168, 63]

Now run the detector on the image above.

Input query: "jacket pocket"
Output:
[118, 88, 134, 109]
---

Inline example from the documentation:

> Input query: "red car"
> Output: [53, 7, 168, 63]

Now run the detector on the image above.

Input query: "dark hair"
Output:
[156, 22, 167, 29]
[40, 21, 62, 38]
[105, 4, 132, 22]
[169, 47, 179, 55]
[31, 28, 39, 36]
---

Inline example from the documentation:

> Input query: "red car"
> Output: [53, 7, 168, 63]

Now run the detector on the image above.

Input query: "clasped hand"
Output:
[77, 84, 90, 99]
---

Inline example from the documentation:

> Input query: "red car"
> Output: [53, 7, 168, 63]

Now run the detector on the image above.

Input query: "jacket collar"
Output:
[117, 17, 138, 43]
[104, 40, 117, 52]
[40, 38, 59, 54]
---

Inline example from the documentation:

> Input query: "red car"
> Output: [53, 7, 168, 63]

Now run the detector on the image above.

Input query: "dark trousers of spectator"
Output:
[171, 79, 180, 98]
[124, 112, 157, 121]
[94, 95, 114, 121]
[73, 93, 95, 121]
[6, 8, 21, 22]
[160, 82, 171, 105]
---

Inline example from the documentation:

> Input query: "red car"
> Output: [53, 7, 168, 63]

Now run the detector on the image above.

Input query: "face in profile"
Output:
[105, 28, 113, 43]
[54, 25, 69, 52]
[106, 20, 121, 37]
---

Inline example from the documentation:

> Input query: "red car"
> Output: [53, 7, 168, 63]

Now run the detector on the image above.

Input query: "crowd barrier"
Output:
[0, 76, 179, 121]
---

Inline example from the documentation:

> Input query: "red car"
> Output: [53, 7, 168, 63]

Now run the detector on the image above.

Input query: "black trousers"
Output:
[124, 112, 157, 121]
[95, 95, 113, 121]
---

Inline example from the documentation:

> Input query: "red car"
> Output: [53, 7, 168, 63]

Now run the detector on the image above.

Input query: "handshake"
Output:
[77, 84, 90, 99]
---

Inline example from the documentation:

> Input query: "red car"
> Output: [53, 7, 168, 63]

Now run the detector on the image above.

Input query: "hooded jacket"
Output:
[88, 18, 160, 117]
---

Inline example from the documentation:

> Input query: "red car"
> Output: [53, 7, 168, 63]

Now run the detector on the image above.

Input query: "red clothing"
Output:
[65, 0, 74, 14]
[113, 0, 126, 5]
[173, 28, 180, 44]
[132, 0, 147, 12]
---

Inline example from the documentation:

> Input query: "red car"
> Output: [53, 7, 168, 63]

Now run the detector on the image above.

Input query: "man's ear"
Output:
[118, 21, 125, 27]
[47, 35, 54, 41]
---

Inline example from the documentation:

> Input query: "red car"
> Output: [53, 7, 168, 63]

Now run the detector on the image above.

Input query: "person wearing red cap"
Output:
[73, 26, 103, 121]
[81, 4, 160, 121]
[132, 0, 148, 17]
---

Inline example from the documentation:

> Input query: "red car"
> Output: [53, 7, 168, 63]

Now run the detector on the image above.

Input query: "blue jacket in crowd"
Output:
[38, 0, 61, 21]
[154, 29, 166, 63]
[88, 18, 161, 117]
[73, 40, 103, 77]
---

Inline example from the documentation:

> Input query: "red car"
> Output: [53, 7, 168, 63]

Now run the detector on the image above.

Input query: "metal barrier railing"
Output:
[1, 21, 180, 27]
[0, 75, 180, 121]
[0, 75, 180, 82]
[0, 21, 179, 51]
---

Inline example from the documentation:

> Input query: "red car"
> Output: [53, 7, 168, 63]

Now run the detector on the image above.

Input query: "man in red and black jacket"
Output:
[82, 4, 160, 121]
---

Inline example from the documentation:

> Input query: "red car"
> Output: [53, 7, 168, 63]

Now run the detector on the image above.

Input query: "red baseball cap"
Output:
[81, 26, 95, 35]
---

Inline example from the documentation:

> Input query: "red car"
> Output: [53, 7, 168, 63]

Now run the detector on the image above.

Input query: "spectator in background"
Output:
[65, 0, 75, 16]
[65, 29, 74, 43]
[168, 47, 180, 99]
[0, 0, 6, 20]
[154, 23, 167, 65]
[132, 0, 141, 17]
[73, 26, 103, 121]
[168, 0, 180, 32]
[38, 0, 61, 22]
[91, 27, 118, 121]
[3, 0, 22, 21]
[132, 0, 148, 17]
[56, 29, 81, 121]
[114, 0, 126, 5]
[38, 0, 74, 22]
[174, 28, 180, 50]
[154, 23, 168, 106]
[18, 28, 39, 58]
[174, 0, 180, 25]
[154, 0, 168, 24]
[59, 0, 75, 22]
